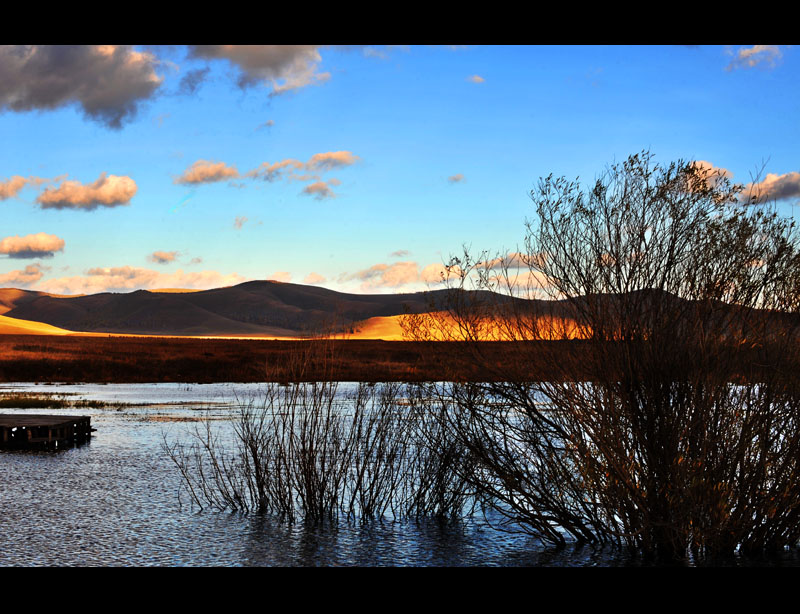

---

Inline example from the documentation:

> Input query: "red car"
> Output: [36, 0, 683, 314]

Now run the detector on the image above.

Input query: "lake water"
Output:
[2, 382, 799, 567]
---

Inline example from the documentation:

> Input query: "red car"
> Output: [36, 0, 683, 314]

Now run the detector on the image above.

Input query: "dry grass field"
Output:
[0, 333, 589, 383]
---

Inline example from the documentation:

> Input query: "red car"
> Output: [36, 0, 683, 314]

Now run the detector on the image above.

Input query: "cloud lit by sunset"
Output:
[0, 232, 65, 259]
[36, 173, 137, 210]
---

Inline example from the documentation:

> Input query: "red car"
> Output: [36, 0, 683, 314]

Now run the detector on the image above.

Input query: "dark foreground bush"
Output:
[402, 152, 800, 562]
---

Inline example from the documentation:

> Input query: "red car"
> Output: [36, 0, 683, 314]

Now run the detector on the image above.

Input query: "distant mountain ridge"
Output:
[0, 281, 493, 337]
[1, 281, 794, 339]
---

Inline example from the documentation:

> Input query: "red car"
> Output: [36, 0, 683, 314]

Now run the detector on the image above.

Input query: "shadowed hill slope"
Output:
[2, 281, 520, 337]
[0, 288, 63, 315]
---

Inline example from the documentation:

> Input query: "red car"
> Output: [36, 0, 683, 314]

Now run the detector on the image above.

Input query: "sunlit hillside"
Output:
[0, 314, 75, 336]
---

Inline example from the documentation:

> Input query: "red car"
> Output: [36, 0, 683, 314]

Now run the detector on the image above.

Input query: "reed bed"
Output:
[163, 380, 477, 522]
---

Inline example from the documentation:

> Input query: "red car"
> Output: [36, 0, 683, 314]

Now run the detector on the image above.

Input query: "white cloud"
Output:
[341, 259, 469, 292]
[247, 152, 357, 183]
[177, 67, 210, 96]
[148, 250, 178, 264]
[690, 160, 734, 189]
[480, 251, 545, 271]
[343, 261, 420, 291]
[726, 45, 785, 71]
[35, 266, 247, 294]
[305, 151, 359, 172]
[742, 171, 800, 203]
[420, 262, 463, 284]
[689, 160, 800, 204]
[0, 263, 46, 286]
[245, 159, 304, 182]
[36, 173, 137, 210]
[0, 176, 29, 200]
[302, 179, 339, 200]
[268, 271, 292, 283]
[175, 160, 240, 185]
[303, 272, 326, 285]
[189, 45, 330, 96]
[0, 45, 163, 128]
[186, 151, 358, 200]
[0, 232, 65, 259]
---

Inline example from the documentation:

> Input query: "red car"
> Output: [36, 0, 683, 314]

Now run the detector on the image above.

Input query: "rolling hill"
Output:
[0, 280, 500, 337]
[2, 281, 794, 341]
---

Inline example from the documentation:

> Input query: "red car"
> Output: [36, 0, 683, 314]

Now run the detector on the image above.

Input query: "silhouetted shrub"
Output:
[403, 152, 800, 561]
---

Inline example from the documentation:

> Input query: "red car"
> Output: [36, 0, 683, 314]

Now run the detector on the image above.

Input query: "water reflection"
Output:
[238, 516, 534, 566]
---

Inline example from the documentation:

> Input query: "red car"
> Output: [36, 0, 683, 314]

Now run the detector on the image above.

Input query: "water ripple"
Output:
[2, 383, 800, 566]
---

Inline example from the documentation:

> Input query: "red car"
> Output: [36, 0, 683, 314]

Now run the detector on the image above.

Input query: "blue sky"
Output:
[1, 44, 797, 295]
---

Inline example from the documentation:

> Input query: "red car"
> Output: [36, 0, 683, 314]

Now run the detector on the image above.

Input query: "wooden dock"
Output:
[0, 414, 93, 450]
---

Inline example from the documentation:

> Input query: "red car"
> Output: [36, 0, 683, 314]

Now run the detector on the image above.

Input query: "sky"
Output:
[0, 44, 798, 296]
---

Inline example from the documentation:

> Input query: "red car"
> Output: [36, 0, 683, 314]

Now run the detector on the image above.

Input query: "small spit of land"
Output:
[0, 390, 112, 409]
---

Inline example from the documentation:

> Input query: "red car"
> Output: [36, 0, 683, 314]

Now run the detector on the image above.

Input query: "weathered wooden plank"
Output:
[0, 414, 88, 428]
